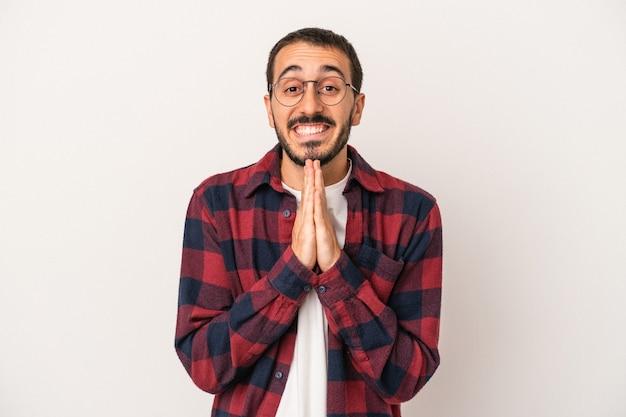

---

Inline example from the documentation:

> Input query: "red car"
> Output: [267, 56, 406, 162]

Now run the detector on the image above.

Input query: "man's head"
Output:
[264, 28, 365, 170]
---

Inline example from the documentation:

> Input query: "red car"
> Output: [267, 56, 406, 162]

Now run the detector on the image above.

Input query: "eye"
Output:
[318, 78, 343, 96]
[278, 79, 303, 96]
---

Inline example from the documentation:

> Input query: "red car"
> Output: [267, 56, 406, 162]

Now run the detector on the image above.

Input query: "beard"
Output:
[273, 112, 353, 167]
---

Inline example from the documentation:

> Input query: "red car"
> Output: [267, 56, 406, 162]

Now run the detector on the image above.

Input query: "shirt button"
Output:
[282, 209, 291, 218]
[317, 285, 327, 294]
[274, 371, 283, 380]
[303, 285, 312, 292]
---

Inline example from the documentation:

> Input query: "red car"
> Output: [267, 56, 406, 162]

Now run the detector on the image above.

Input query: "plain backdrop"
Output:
[1, 1, 625, 416]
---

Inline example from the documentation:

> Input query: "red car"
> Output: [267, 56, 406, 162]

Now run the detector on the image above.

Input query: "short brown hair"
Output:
[266, 28, 363, 94]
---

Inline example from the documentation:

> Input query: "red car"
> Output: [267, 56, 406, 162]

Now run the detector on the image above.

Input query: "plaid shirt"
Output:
[175, 145, 442, 417]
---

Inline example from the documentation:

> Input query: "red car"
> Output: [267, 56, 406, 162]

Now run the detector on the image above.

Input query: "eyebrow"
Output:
[276, 64, 347, 81]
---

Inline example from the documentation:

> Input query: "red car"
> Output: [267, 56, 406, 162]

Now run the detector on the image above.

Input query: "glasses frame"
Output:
[268, 76, 359, 107]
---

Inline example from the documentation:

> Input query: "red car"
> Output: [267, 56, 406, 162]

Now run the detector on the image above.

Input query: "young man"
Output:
[175, 28, 443, 417]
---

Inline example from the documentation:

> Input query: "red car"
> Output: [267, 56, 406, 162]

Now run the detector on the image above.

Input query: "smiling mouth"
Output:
[287, 115, 336, 136]
[293, 124, 330, 136]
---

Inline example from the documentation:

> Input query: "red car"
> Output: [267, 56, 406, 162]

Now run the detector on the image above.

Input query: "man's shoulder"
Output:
[349, 146, 437, 205]
[375, 169, 437, 203]
[193, 162, 256, 192]
[193, 146, 281, 195]
[188, 161, 271, 215]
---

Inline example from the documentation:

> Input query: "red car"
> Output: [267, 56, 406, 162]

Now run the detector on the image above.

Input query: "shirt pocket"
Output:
[356, 245, 404, 302]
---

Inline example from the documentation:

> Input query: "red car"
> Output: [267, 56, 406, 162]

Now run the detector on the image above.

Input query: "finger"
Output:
[302, 160, 314, 203]
[291, 159, 317, 270]
[313, 185, 329, 229]
[313, 187, 340, 272]
[313, 159, 323, 186]
[304, 162, 316, 217]
[313, 160, 327, 209]
[299, 160, 312, 213]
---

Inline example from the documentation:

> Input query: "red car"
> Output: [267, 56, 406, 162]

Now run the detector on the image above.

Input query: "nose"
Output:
[298, 81, 324, 114]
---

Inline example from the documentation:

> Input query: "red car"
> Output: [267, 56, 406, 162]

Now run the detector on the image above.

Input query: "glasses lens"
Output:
[317, 77, 346, 105]
[274, 78, 303, 106]
[273, 77, 349, 107]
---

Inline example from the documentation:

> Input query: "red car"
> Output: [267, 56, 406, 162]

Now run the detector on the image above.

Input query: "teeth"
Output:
[295, 125, 326, 136]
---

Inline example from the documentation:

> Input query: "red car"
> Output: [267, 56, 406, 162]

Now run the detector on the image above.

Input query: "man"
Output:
[175, 27, 442, 417]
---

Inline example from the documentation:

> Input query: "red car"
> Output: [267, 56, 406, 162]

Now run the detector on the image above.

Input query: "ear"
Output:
[264, 95, 275, 128]
[350, 93, 366, 126]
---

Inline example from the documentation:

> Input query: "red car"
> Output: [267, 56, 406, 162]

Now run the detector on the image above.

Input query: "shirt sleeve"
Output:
[316, 201, 443, 403]
[174, 187, 316, 394]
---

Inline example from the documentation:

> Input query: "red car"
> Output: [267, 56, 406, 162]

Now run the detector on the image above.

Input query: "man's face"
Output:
[264, 42, 365, 166]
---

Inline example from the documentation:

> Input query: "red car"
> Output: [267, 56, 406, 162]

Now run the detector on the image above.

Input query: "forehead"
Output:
[273, 42, 352, 81]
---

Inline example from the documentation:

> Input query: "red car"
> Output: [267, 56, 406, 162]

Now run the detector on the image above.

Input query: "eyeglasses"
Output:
[269, 76, 359, 107]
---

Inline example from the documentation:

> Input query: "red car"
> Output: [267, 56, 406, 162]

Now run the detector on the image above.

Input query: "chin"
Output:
[276, 122, 351, 167]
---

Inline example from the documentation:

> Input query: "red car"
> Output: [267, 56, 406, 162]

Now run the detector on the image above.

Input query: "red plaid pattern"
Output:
[175, 145, 443, 417]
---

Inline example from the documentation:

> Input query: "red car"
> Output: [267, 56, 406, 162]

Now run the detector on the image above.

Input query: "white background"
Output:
[1, 1, 625, 416]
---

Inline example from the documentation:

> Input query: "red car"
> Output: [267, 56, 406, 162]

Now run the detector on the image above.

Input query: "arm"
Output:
[317, 202, 443, 403]
[174, 187, 315, 394]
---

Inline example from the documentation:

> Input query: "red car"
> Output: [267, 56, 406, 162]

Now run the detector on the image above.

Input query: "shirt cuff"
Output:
[267, 246, 318, 302]
[316, 251, 365, 306]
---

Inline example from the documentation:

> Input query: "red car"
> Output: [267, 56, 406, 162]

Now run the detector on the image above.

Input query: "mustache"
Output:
[287, 114, 336, 130]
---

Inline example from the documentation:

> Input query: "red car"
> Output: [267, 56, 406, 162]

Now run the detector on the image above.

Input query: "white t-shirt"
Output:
[276, 162, 351, 417]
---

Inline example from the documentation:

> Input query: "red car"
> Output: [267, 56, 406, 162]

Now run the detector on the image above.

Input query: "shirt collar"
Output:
[244, 144, 384, 198]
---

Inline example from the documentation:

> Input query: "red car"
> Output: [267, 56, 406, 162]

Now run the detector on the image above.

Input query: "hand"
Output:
[291, 160, 317, 270]
[312, 160, 341, 271]
[291, 160, 341, 272]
